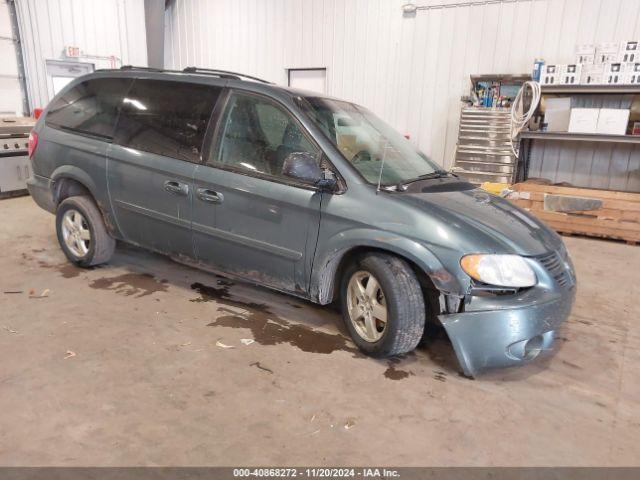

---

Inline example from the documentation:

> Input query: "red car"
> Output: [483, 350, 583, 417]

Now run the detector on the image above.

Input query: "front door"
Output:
[107, 78, 222, 257]
[192, 91, 323, 293]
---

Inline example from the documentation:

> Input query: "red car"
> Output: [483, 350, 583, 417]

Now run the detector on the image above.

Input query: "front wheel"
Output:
[340, 253, 426, 357]
[56, 195, 115, 267]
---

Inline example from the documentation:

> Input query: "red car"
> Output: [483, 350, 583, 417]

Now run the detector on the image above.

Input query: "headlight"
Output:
[460, 254, 537, 288]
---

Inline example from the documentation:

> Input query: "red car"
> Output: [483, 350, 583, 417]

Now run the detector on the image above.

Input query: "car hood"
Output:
[396, 179, 563, 256]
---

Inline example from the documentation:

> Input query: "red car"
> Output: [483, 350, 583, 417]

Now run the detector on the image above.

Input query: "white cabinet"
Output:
[0, 155, 30, 194]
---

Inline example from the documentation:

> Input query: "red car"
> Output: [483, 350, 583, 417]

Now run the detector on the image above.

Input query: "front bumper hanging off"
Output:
[439, 288, 576, 378]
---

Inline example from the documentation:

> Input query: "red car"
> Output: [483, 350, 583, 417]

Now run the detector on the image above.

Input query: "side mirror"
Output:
[282, 152, 338, 192]
[316, 169, 338, 192]
[282, 151, 323, 184]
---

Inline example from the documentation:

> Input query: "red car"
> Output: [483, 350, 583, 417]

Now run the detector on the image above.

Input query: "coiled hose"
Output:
[510, 80, 541, 157]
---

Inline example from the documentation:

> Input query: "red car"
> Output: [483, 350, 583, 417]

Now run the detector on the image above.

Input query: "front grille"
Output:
[535, 251, 572, 288]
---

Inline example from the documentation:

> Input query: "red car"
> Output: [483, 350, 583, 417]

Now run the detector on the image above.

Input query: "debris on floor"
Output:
[250, 361, 273, 374]
[3, 326, 18, 334]
[215, 340, 235, 349]
[344, 418, 356, 430]
[64, 350, 76, 359]
[240, 338, 255, 346]
[3, 291, 22, 294]
[29, 289, 50, 299]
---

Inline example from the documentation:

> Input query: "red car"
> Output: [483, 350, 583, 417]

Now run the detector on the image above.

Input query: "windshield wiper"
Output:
[397, 171, 449, 189]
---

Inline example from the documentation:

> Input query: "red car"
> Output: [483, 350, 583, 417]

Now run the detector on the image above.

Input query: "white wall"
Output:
[14, 0, 148, 112]
[164, 0, 640, 169]
[0, 0, 22, 115]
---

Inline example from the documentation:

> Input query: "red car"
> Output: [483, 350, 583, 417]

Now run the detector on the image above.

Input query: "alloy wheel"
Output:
[346, 270, 388, 342]
[61, 209, 91, 258]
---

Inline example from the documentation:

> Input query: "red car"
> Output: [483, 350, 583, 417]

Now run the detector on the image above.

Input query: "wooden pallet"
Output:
[506, 183, 640, 244]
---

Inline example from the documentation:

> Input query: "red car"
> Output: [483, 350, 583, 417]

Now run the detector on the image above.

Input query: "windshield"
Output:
[301, 97, 445, 186]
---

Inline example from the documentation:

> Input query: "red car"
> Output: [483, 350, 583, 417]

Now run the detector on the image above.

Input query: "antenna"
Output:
[376, 141, 391, 193]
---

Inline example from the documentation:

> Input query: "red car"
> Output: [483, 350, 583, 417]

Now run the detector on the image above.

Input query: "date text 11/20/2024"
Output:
[233, 468, 400, 478]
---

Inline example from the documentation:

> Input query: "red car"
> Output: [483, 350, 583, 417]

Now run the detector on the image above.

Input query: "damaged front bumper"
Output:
[439, 286, 576, 378]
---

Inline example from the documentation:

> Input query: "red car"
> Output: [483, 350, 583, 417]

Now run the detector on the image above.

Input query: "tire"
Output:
[340, 252, 426, 357]
[56, 195, 115, 267]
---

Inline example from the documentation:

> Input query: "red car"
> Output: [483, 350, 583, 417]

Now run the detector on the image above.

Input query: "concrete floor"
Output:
[1, 195, 639, 466]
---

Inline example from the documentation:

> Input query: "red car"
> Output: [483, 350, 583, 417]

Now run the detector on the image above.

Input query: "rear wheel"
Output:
[56, 195, 115, 267]
[340, 253, 426, 357]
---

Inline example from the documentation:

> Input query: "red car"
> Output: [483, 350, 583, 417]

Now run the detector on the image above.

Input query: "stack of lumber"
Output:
[507, 183, 640, 244]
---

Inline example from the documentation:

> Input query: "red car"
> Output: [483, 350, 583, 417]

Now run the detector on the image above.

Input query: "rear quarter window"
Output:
[113, 79, 221, 163]
[46, 77, 132, 139]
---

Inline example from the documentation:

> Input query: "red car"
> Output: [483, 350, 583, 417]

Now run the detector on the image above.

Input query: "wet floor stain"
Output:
[384, 357, 414, 380]
[192, 282, 359, 356]
[191, 282, 268, 311]
[57, 263, 84, 278]
[24, 249, 97, 279]
[210, 308, 358, 355]
[89, 273, 169, 298]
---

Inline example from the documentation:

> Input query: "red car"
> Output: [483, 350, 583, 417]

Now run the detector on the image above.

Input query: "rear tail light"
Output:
[28, 131, 38, 158]
[33, 107, 43, 119]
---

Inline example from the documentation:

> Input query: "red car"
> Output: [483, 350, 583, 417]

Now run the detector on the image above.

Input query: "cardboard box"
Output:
[624, 63, 640, 84]
[541, 64, 559, 85]
[604, 62, 625, 84]
[575, 44, 595, 65]
[619, 41, 639, 63]
[575, 53, 595, 65]
[596, 42, 620, 64]
[580, 64, 605, 84]
[568, 108, 600, 133]
[559, 64, 582, 84]
[596, 108, 630, 135]
[544, 97, 571, 132]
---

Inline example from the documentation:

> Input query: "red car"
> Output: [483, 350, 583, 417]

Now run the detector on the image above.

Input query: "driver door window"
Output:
[211, 92, 319, 181]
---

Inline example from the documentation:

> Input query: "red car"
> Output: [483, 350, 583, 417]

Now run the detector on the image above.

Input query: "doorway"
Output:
[287, 68, 327, 94]
[45, 60, 95, 96]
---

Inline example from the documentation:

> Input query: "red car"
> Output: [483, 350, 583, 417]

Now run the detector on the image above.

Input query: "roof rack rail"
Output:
[117, 65, 274, 84]
[182, 67, 274, 84]
[120, 65, 184, 74]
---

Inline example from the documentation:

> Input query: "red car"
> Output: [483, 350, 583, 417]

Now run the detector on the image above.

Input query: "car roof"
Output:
[89, 67, 339, 103]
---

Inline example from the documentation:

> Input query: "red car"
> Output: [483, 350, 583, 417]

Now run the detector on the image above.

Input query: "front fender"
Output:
[310, 228, 465, 304]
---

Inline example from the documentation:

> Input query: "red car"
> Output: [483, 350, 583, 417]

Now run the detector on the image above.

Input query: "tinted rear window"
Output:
[114, 79, 221, 162]
[46, 78, 132, 139]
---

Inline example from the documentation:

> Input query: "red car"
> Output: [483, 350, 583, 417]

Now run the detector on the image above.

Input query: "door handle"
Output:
[196, 188, 224, 204]
[164, 180, 189, 196]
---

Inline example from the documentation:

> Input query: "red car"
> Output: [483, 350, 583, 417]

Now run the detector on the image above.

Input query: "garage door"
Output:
[0, 1, 22, 115]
